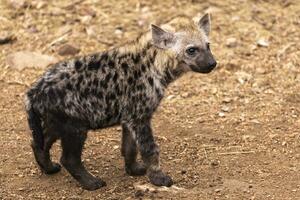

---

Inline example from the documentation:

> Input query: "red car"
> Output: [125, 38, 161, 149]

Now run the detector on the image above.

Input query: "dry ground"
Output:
[0, 0, 300, 199]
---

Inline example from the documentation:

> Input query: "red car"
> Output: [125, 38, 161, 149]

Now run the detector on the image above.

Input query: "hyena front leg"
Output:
[133, 119, 173, 187]
[121, 123, 147, 176]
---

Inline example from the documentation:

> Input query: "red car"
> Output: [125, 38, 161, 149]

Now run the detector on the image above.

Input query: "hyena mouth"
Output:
[190, 65, 216, 74]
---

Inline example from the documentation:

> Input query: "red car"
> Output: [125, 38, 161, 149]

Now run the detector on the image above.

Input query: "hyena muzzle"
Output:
[25, 13, 217, 190]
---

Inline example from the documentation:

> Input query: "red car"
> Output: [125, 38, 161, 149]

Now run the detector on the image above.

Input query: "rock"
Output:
[242, 135, 256, 142]
[166, 95, 175, 100]
[0, 32, 16, 45]
[181, 92, 190, 98]
[80, 15, 92, 25]
[27, 26, 39, 33]
[8, 0, 27, 9]
[218, 112, 225, 117]
[57, 25, 72, 36]
[256, 38, 269, 47]
[211, 160, 219, 167]
[221, 105, 230, 112]
[222, 97, 232, 103]
[114, 27, 124, 38]
[134, 190, 144, 198]
[235, 71, 252, 84]
[58, 44, 80, 56]
[6, 51, 58, 70]
[215, 188, 222, 193]
[181, 170, 187, 174]
[85, 26, 96, 37]
[226, 37, 237, 48]
[250, 119, 260, 124]
[36, 1, 46, 9]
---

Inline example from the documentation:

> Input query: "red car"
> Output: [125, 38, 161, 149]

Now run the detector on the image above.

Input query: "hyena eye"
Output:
[186, 47, 198, 56]
[207, 43, 210, 50]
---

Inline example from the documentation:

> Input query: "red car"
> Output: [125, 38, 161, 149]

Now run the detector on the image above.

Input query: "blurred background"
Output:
[0, 0, 299, 199]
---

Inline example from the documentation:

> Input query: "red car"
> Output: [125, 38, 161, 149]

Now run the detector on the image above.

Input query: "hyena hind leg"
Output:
[31, 124, 61, 174]
[121, 123, 146, 176]
[60, 121, 106, 191]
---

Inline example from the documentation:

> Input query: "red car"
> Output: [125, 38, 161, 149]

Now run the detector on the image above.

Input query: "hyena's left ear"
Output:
[151, 24, 175, 49]
[198, 13, 211, 36]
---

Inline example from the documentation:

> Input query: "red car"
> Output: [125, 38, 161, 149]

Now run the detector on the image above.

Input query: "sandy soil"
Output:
[0, 0, 299, 199]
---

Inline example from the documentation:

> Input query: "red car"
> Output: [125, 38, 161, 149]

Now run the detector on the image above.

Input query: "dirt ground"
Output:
[0, 0, 299, 199]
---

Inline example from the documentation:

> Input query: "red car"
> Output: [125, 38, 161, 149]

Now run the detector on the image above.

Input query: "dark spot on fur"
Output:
[66, 82, 72, 90]
[104, 73, 112, 83]
[146, 60, 151, 68]
[110, 93, 116, 100]
[100, 53, 109, 63]
[115, 85, 122, 96]
[76, 75, 84, 90]
[141, 64, 146, 72]
[92, 78, 98, 87]
[155, 88, 163, 99]
[145, 107, 150, 113]
[133, 71, 138, 79]
[88, 59, 101, 70]
[137, 84, 145, 91]
[75, 60, 82, 71]
[121, 63, 129, 75]
[98, 91, 103, 99]
[56, 89, 65, 99]
[148, 77, 153, 86]
[132, 53, 141, 64]
[108, 59, 115, 68]
[113, 73, 119, 82]
[127, 77, 134, 85]
[47, 87, 56, 103]
[91, 88, 97, 95]
[101, 66, 106, 73]
[100, 80, 108, 89]
[83, 88, 90, 96]
[60, 73, 69, 80]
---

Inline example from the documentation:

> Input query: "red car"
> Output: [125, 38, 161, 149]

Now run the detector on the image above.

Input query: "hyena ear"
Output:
[198, 13, 211, 36]
[151, 24, 175, 49]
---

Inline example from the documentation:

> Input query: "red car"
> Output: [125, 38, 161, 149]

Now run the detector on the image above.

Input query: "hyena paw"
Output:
[44, 162, 61, 174]
[125, 162, 147, 176]
[80, 177, 107, 191]
[148, 170, 173, 187]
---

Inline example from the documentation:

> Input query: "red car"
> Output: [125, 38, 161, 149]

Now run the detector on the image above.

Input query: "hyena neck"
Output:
[118, 33, 186, 87]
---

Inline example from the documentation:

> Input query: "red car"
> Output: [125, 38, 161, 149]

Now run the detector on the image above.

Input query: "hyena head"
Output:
[151, 13, 217, 73]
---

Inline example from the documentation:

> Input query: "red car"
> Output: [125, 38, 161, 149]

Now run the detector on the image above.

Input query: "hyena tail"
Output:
[25, 94, 44, 150]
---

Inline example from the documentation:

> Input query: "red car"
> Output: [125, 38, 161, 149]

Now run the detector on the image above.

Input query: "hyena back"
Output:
[25, 14, 217, 190]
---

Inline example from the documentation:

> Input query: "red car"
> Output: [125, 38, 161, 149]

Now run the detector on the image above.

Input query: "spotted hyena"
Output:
[25, 14, 217, 190]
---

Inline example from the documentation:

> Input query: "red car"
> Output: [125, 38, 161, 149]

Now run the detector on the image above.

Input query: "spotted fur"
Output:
[25, 14, 217, 190]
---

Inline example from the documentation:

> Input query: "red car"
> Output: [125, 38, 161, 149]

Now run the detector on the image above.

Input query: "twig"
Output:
[98, 9, 109, 19]
[277, 43, 295, 62]
[204, 148, 208, 159]
[43, 32, 70, 53]
[96, 38, 114, 46]
[218, 151, 255, 156]
[0, 79, 30, 87]
[63, 0, 86, 9]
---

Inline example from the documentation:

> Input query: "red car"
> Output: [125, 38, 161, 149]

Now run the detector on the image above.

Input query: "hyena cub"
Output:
[25, 14, 217, 190]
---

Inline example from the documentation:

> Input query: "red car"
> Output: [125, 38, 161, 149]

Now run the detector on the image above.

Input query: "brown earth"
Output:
[0, 0, 299, 199]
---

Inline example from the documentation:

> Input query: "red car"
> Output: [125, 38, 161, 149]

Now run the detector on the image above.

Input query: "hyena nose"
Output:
[209, 61, 217, 68]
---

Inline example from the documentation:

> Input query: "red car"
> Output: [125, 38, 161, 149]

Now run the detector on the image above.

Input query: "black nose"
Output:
[209, 61, 217, 68]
